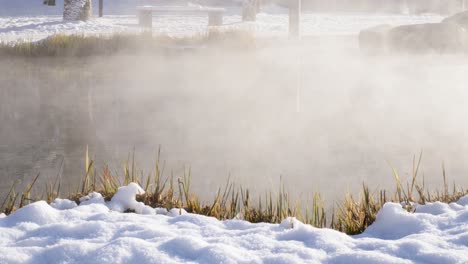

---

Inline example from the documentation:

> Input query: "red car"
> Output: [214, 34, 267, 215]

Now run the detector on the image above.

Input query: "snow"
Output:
[0, 183, 467, 263]
[79, 192, 105, 206]
[50, 198, 78, 210]
[167, 208, 189, 217]
[0, 0, 443, 43]
[0, 12, 443, 43]
[0, 2, 465, 263]
[107, 182, 148, 214]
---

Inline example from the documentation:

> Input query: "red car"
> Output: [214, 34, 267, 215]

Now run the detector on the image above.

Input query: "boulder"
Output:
[387, 22, 468, 54]
[358, 24, 392, 54]
[442, 10, 468, 30]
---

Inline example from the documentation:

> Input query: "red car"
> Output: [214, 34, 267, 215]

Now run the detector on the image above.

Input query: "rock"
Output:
[443, 10, 468, 30]
[358, 24, 392, 54]
[407, 0, 464, 15]
[387, 22, 468, 54]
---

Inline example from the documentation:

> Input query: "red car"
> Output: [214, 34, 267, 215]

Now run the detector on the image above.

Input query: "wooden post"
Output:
[99, 0, 103, 17]
[208, 11, 223, 26]
[138, 10, 152, 29]
[289, 0, 301, 38]
[400, 0, 409, 14]
[242, 0, 258, 22]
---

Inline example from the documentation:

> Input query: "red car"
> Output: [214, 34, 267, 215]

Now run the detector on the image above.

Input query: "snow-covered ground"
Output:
[0, 0, 443, 42]
[0, 11, 443, 43]
[0, 183, 467, 263]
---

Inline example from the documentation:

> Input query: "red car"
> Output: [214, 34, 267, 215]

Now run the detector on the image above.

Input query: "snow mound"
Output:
[1, 201, 59, 226]
[79, 192, 105, 206]
[51, 198, 78, 210]
[167, 208, 188, 217]
[279, 216, 302, 229]
[155, 207, 169, 215]
[0, 186, 467, 263]
[107, 182, 151, 214]
[458, 195, 468, 206]
[360, 203, 431, 239]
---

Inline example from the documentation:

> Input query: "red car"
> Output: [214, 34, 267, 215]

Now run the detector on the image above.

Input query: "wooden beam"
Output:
[289, 0, 301, 38]
[99, 0, 103, 17]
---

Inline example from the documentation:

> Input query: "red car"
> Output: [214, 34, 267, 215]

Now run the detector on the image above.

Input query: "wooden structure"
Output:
[43, 0, 55, 6]
[136, 6, 226, 29]
[242, 0, 259, 21]
[289, 0, 301, 38]
[99, 0, 103, 17]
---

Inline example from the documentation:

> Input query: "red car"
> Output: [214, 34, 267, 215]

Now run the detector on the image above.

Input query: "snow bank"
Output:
[50, 198, 78, 210]
[105, 183, 154, 215]
[0, 183, 467, 263]
[79, 192, 105, 206]
[0, 13, 443, 43]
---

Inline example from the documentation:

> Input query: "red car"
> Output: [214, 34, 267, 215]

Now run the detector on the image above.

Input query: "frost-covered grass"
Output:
[2, 150, 467, 236]
[0, 31, 256, 57]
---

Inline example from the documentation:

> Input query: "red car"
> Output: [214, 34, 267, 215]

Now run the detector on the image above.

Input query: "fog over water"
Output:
[1, 36, 468, 203]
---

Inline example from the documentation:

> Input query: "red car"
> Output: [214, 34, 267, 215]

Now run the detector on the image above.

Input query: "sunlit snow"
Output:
[0, 183, 467, 263]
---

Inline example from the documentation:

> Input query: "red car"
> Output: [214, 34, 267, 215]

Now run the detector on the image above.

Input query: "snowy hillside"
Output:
[0, 183, 467, 263]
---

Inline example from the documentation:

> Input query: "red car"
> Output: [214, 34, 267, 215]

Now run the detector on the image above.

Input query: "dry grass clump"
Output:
[0, 30, 256, 57]
[331, 152, 467, 234]
[1, 149, 466, 235]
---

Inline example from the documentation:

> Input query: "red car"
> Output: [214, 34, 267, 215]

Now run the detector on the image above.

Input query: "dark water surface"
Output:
[1, 39, 468, 204]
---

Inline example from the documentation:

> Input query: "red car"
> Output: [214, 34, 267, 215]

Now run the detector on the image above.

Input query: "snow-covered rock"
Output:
[107, 182, 148, 214]
[360, 20, 468, 54]
[443, 10, 468, 30]
[358, 24, 392, 53]
[387, 22, 468, 53]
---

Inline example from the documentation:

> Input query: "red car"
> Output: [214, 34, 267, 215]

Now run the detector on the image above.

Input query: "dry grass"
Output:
[0, 30, 256, 57]
[1, 149, 467, 235]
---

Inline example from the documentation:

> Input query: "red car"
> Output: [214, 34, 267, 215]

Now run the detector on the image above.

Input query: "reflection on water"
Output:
[1, 39, 468, 203]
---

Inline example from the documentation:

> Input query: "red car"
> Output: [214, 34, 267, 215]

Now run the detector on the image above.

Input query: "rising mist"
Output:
[1, 36, 468, 203]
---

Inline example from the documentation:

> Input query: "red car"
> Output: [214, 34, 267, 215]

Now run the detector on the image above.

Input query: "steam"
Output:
[1, 36, 468, 203]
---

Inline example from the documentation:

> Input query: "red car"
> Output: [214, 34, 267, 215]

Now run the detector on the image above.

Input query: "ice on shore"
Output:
[0, 182, 467, 263]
